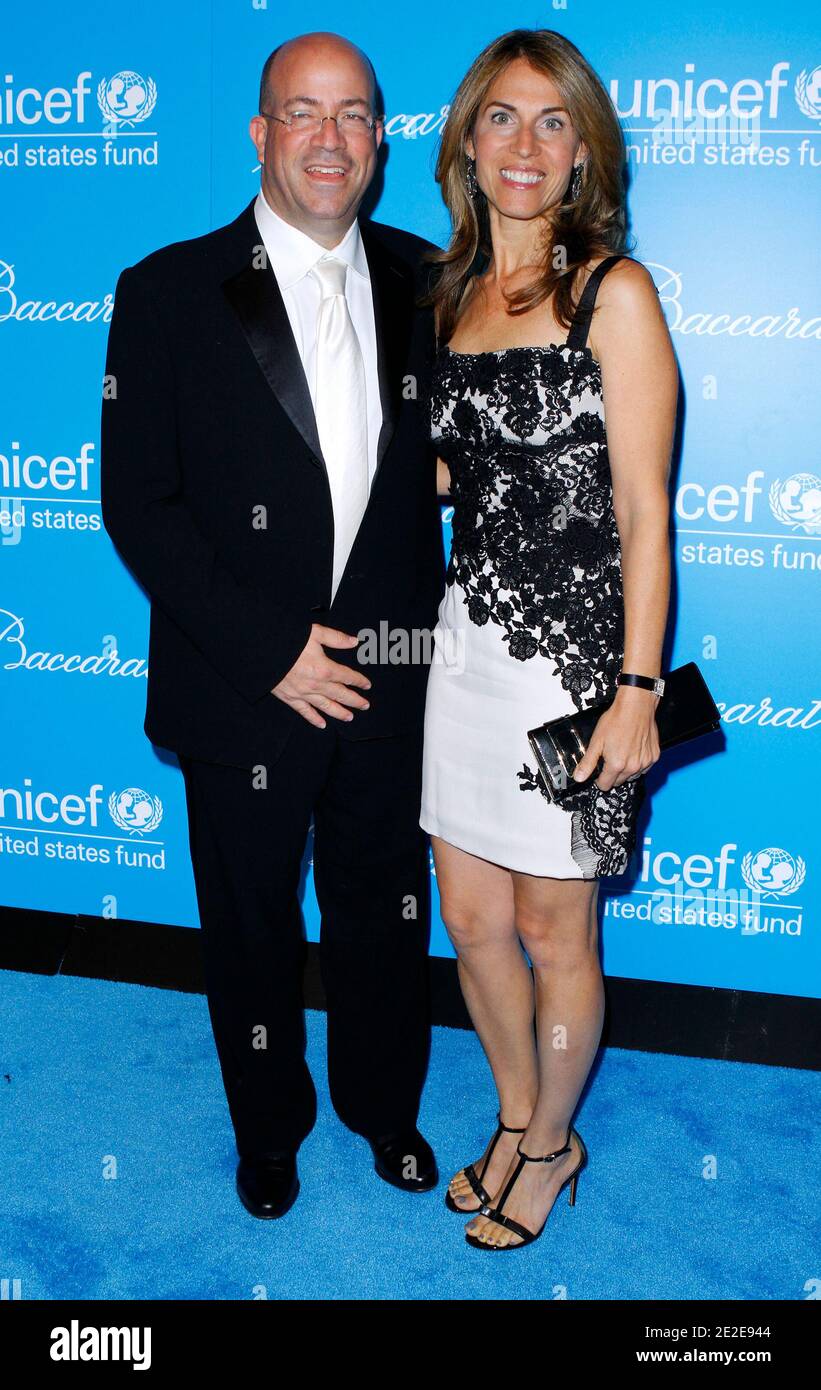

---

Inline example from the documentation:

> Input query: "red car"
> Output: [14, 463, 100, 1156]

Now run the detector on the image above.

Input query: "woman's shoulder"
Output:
[584, 255, 667, 358]
[583, 253, 658, 307]
[580, 251, 664, 337]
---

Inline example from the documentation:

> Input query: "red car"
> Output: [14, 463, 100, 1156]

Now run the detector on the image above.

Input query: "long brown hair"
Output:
[420, 29, 632, 344]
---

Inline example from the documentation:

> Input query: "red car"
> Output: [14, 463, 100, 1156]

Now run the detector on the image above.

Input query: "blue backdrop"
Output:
[1, 1, 819, 998]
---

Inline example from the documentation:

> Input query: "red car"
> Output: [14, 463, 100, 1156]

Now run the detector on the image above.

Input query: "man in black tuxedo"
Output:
[100, 31, 445, 1218]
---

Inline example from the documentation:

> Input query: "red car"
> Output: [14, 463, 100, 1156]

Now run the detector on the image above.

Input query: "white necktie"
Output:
[309, 256, 369, 602]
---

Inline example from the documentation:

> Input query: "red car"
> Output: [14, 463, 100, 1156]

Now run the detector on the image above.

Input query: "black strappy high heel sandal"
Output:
[445, 1112, 528, 1213]
[465, 1124, 587, 1250]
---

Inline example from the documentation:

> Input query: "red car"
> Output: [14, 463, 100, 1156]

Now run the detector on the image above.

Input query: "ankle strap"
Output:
[516, 1125, 573, 1163]
[497, 1110, 528, 1134]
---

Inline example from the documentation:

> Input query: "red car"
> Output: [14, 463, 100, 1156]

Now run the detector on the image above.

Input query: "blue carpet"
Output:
[0, 969, 817, 1300]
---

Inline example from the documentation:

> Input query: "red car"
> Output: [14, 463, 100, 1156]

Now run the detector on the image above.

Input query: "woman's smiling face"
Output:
[466, 57, 588, 222]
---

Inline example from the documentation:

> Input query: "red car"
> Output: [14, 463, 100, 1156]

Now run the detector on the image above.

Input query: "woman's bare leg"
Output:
[466, 873, 602, 1246]
[431, 835, 539, 1209]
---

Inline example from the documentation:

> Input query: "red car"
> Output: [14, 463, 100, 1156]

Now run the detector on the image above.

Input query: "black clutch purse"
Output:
[527, 662, 721, 800]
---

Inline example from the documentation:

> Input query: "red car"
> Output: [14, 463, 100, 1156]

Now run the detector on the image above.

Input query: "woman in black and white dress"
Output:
[419, 29, 678, 1249]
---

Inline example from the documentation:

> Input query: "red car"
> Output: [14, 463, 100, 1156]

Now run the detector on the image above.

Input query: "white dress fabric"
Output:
[419, 257, 647, 879]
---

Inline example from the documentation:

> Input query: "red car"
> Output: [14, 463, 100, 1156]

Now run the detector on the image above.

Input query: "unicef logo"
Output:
[795, 65, 821, 120]
[108, 787, 163, 836]
[97, 71, 157, 128]
[769, 473, 821, 534]
[741, 847, 805, 898]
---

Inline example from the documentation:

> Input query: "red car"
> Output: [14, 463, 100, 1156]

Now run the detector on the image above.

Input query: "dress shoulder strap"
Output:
[565, 254, 627, 351]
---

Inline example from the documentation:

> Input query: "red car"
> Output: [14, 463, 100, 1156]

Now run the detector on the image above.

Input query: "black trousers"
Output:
[178, 718, 432, 1159]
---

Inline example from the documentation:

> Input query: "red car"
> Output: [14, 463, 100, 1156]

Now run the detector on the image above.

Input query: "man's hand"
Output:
[271, 624, 372, 728]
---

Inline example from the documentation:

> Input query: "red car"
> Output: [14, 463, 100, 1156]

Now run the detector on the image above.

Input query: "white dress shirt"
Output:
[253, 187, 382, 489]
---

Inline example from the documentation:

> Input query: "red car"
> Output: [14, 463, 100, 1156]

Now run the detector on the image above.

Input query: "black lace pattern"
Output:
[431, 343, 645, 878]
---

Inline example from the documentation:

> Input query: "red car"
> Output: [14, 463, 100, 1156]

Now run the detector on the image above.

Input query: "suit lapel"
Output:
[359, 220, 415, 488]
[220, 201, 416, 496]
[221, 219, 326, 472]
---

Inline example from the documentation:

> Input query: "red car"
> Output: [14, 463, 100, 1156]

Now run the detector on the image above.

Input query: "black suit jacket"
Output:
[100, 197, 446, 770]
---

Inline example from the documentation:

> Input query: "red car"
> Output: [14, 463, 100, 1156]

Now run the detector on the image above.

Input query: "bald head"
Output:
[250, 29, 384, 248]
[259, 31, 377, 115]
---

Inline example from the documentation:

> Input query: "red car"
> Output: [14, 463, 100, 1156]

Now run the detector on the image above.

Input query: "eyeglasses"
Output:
[260, 109, 381, 135]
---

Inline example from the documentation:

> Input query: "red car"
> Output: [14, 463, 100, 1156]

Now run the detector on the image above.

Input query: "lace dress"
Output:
[419, 255, 646, 878]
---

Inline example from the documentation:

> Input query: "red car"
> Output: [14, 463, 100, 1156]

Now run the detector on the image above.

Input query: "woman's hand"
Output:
[571, 687, 661, 791]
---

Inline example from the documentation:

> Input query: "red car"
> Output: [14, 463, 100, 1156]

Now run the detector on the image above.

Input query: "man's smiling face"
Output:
[250, 33, 383, 244]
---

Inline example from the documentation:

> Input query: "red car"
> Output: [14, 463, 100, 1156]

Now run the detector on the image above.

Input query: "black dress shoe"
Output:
[236, 1152, 299, 1219]
[368, 1128, 438, 1192]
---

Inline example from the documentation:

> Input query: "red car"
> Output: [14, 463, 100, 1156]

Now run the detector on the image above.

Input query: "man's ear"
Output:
[249, 114, 267, 163]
